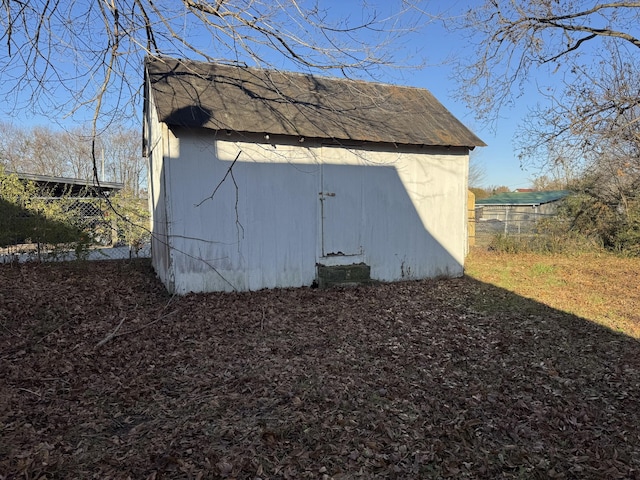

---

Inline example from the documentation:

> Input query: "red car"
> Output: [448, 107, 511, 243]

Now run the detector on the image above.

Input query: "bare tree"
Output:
[61, 129, 94, 181]
[0, 122, 28, 171]
[455, 1, 640, 124]
[0, 0, 432, 207]
[98, 126, 146, 195]
[456, 1, 640, 219]
[0, 122, 145, 195]
[529, 174, 570, 192]
[514, 41, 640, 218]
[2, 123, 58, 176]
[468, 150, 487, 188]
[0, 1, 429, 128]
[455, 0, 640, 253]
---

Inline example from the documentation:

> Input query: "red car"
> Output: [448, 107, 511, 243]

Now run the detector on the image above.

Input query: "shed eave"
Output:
[163, 123, 480, 150]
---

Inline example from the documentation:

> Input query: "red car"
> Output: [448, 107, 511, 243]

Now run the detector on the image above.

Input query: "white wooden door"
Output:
[320, 162, 363, 257]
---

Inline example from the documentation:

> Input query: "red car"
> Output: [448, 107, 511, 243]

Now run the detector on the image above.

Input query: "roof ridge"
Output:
[150, 55, 435, 94]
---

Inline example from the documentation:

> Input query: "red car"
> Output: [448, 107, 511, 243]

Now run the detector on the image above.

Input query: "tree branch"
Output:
[195, 150, 242, 207]
[536, 19, 640, 49]
[96, 316, 126, 347]
[182, 0, 227, 17]
[542, 34, 597, 64]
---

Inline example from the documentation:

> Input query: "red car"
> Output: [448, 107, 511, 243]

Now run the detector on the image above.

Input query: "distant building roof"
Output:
[12, 172, 124, 197]
[145, 56, 486, 148]
[476, 190, 570, 206]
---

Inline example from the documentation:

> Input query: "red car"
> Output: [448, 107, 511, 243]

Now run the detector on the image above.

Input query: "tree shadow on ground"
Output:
[0, 260, 638, 478]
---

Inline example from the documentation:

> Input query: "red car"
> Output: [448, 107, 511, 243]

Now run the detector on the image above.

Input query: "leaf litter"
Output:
[1, 259, 640, 479]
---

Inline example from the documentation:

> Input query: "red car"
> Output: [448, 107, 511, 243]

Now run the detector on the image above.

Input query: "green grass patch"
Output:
[466, 249, 640, 338]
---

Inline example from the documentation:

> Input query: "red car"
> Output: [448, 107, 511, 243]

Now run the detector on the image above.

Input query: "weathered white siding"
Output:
[144, 85, 174, 291]
[151, 128, 469, 293]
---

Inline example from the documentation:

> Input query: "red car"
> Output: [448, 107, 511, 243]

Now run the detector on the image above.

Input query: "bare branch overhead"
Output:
[0, 0, 431, 126]
[455, 0, 640, 122]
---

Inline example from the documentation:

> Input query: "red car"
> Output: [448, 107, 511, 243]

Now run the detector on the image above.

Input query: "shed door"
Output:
[320, 161, 363, 258]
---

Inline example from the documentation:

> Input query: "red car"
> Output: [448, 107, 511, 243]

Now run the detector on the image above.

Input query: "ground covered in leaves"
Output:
[1, 259, 640, 479]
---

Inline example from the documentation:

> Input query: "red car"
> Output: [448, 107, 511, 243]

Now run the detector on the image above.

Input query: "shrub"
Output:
[0, 167, 149, 258]
[100, 192, 150, 252]
[487, 191, 640, 256]
[0, 168, 89, 249]
[488, 215, 604, 255]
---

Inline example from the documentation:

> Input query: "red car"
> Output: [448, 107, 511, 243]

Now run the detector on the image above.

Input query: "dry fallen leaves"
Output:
[1, 259, 640, 479]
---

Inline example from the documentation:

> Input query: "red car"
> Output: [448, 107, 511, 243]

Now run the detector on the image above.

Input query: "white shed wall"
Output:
[155, 129, 469, 293]
[144, 87, 174, 290]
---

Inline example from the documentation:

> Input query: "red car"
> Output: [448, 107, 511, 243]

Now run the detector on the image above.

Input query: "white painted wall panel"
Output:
[144, 84, 173, 290]
[150, 128, 469, 293]
[165, 132, 321, 293]
[319, 144, 467, 282]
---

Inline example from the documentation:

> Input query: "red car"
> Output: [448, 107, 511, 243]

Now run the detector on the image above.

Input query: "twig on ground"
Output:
[95, 308, 180, 348]
[121, 309, 179, 336]
[19, 387, 41, 398]
[35, 320, 74, 345]
[96, 316, 127, 348]
[0, 321, 21, 338]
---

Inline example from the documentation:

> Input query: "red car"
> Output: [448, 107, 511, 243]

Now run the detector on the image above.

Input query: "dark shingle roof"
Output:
[11, 172, 123, 197]
[145, 57, 485, 148]
[476, 190, 571, 206]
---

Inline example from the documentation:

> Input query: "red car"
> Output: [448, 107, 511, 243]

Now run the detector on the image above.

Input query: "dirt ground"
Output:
[1, 259, 640, 479]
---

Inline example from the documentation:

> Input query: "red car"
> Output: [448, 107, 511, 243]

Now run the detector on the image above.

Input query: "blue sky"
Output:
[1, 0, 546, 190]
[407, 36, 536, 190]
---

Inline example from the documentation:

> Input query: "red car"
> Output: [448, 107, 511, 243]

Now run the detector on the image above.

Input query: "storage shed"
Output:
[474, 190, 571, 244]
[143, 57, 485, 293]
[475, 190, 571, 223]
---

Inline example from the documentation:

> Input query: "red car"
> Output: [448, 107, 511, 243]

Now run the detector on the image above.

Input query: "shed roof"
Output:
[145, 57, 485, 148]
[12, 172, 124, 197]
[476, 190, 570, 207]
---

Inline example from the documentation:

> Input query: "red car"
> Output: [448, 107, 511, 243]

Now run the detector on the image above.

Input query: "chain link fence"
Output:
[1, 192, 150, 263]
[471, 205, 560, 248]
